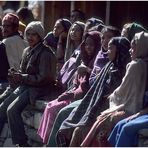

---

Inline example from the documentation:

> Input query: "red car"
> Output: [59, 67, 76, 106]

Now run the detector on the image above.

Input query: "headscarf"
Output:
[134, 31, 148, 59]
[84, 17, 104, 36]
[109, 37, 131, 77]
[80, 31, 102, 68]
[127, 22, 147, 41]
[24, 21, 44, 40]
[2, 13, 19, 27]
[65, 21, 85, 62]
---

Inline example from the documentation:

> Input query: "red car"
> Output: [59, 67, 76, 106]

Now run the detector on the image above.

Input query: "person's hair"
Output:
[71, 9, 85, 21]
[16, 7, 34, 25]
[101, 25, 121, 37]
[88, 24, 105, 32]
[57, 18, 72, 33]
[123, 23, 132, 30]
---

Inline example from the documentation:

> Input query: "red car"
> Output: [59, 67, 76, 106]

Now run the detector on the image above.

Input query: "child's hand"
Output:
[78, 75, 86, 85]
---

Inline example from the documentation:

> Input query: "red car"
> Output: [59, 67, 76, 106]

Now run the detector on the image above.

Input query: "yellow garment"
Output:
[19, 21, 26, 35]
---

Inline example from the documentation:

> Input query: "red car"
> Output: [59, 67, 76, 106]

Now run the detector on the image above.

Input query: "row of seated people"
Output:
[0, 11, 148, 147]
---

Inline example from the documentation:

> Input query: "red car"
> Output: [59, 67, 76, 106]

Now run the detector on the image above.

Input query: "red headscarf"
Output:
[2, 13, 19, 26]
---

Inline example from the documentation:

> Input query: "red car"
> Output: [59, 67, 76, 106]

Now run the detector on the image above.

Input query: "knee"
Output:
[122, 123, 133, 134]
[74, 127, 80, 133]
[118, 119, 127, 127]
[57, 109, 66, 119]
[73, 127, 83, 137]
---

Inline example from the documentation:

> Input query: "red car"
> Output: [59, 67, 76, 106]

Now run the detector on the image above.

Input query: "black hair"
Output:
[101, 25, 121, 37]
[71, 9, 85, 20]
[16, 7, 34, 24]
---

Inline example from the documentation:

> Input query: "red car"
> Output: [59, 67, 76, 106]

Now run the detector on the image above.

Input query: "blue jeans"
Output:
[0, 86, 30, 145]
[108, 114, 148, 147]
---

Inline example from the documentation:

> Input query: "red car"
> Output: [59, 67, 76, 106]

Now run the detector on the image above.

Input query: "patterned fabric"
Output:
[81, 110, 128, 147]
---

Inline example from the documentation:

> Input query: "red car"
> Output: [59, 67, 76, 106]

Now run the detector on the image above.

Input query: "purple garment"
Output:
[89, 49, 109, 85]
[44, 32, 58, 52]
[94, 48, 108, 69]
[37, 98, 71, 144]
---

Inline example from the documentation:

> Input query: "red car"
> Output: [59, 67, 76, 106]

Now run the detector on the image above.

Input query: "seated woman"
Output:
[56, 21, 85, 91]
[80, 31, 148, 147]
[64, 21, 85, 62]
[0, 21, 57, 147]
[44, 18, 71, 72]
[37, 30, 102, 144]
[89, 25, 120, 85]
[56, 36, 131, 146]
[44, 18, 71, 54]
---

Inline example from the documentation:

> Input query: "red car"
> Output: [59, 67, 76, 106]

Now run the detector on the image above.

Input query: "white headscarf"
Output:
[134, 31, 148, 58]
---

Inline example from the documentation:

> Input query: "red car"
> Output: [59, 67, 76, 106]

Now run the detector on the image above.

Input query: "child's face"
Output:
[85, 36, 95, 56]
[108, 41, 117, 61]
[70, 24, 82, 41]
[53, 20, 65, 37]
[101, 30, 114, 51]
